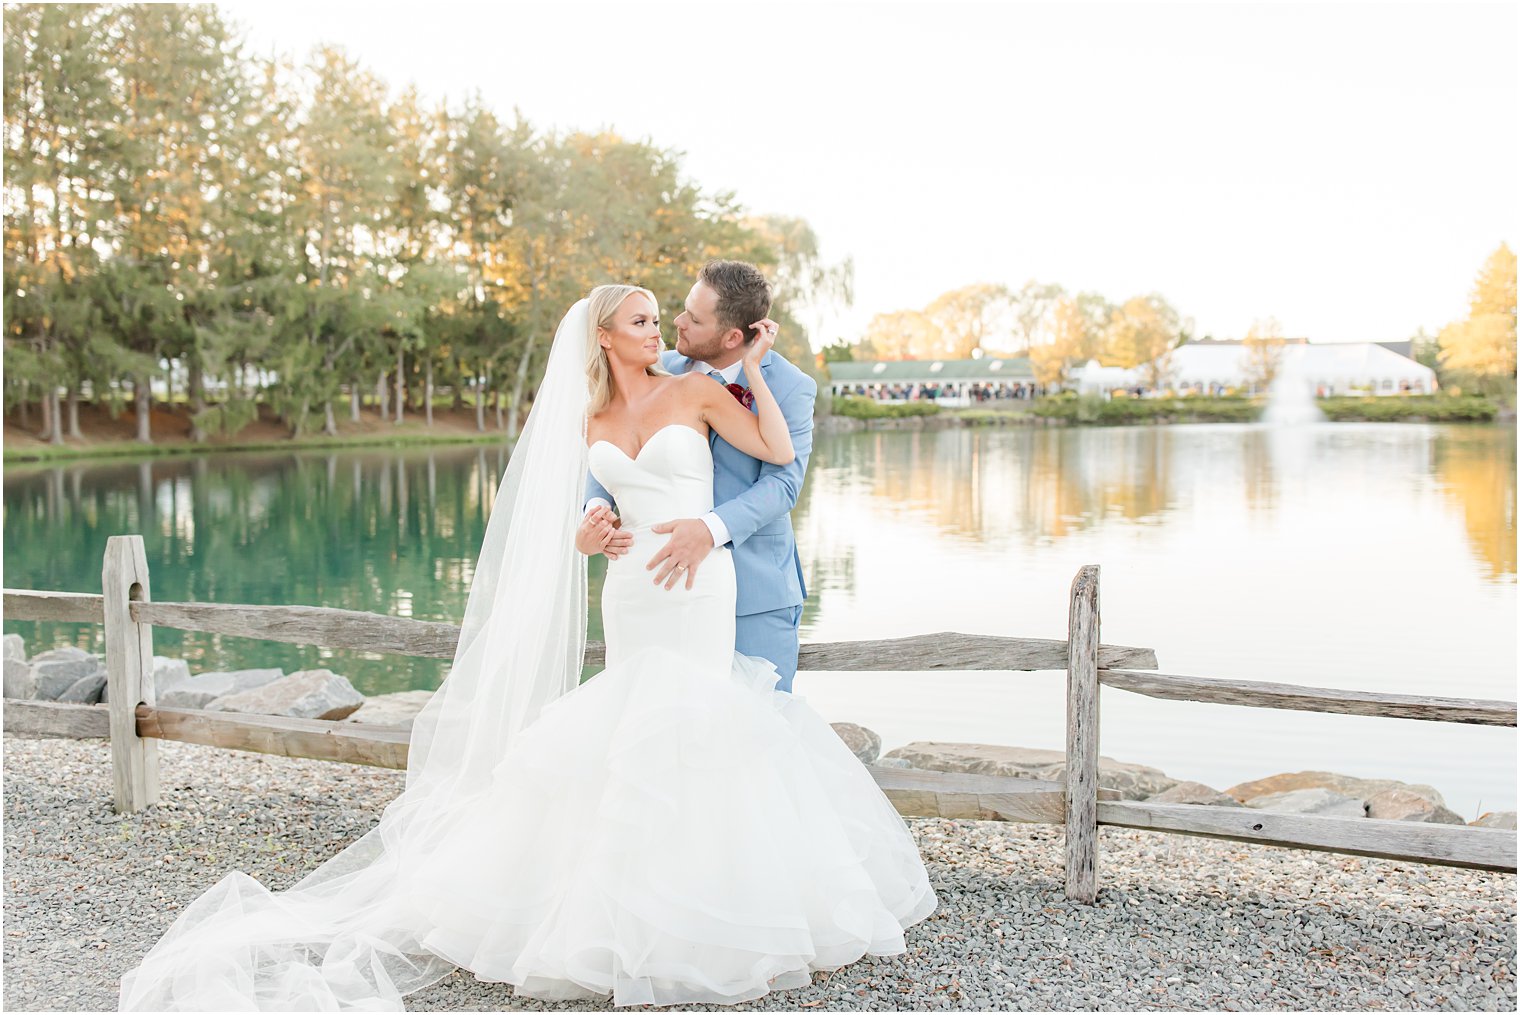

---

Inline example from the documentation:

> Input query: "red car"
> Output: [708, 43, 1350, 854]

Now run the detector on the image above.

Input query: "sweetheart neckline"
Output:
[588, 422, 708, 462]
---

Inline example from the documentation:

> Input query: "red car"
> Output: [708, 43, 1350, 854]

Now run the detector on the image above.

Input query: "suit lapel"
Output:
[733, 350, 775, 399]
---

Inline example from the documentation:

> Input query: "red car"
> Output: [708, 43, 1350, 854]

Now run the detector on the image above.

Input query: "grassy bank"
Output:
[1317, 395, 1500, 422]
[4, 403, 512, 465]
[1032, 393, 1503, 426]
[831, 396, 943, 420]
[1032, 394, 1260, 425]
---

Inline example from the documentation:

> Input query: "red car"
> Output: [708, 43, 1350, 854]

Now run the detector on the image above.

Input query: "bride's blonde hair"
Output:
[585, 283, 669, 415]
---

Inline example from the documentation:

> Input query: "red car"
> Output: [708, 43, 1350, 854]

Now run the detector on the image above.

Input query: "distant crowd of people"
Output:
[837, 381, 1042, 403]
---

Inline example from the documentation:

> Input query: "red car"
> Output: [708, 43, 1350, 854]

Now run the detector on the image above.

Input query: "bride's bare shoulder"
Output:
[667, 371, 714, 400]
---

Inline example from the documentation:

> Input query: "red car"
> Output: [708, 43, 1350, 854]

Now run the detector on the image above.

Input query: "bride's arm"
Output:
[696, 322, 795, 466]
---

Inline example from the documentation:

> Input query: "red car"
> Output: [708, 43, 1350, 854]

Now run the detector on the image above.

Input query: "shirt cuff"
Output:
[584, 497, 613, 517]
[700, 511, 731, 548]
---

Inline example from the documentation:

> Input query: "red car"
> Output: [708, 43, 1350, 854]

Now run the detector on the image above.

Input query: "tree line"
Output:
[832, 244, 1515, 398]
[1431, 244, 1516, 399]
[827, 282, 1189, 388]
[3, 3, 850, 445]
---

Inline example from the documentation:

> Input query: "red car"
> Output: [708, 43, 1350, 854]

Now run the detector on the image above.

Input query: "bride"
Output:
[118, 284, 939, 1011]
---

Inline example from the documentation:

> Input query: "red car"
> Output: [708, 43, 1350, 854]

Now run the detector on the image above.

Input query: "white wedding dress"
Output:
[119, 421, 937, 1010]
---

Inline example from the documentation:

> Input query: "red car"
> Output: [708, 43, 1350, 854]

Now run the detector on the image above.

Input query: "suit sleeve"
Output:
[710, 371, 817, 549]
[584, 473, 615, 513]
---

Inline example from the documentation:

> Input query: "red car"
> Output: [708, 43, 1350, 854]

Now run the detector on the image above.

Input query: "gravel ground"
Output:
[4, 733, 1515, 1012]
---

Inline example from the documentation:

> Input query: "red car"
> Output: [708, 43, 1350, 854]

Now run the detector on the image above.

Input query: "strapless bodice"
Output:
[587, 424, 714, 531]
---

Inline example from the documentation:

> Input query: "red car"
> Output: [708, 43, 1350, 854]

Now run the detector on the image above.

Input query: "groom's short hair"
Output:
[699, 260, 773, 346]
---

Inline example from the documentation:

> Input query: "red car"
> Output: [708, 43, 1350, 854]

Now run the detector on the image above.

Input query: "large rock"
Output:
[344, 690, 434, 728]
[830, 722, 882, 764]
[1146, 780, 1243, 807]
[1364, 788, 1465, 824]
[152, 656, 192, 693]
[206, 668, 364, 721]
[879, 741, 1177, 800]
[59, 671, 107, 704]
[1226, 770, 1447, 808]
[159, 668, 284, 709]
[4, 658, 36, 699]
[101, 656, 197, 704]
[882, 742, 1066, 779]
[29, 647, 105, 700]
[1245, 787, 1366, 817]
[3, 633, 26, 662]
[1470, 811, 1516, 829]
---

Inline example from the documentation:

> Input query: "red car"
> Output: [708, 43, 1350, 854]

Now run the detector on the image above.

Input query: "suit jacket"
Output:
[585, 348, 817, 616]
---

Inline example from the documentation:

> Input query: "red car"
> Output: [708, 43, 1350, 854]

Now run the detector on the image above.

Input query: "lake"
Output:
[5, 421, 1515, 819]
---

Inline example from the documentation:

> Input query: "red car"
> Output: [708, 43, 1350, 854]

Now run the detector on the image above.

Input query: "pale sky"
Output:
[216, 0, 1518, 349]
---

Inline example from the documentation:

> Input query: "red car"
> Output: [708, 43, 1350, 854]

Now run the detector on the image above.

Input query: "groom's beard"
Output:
[677, 333, 725, 365]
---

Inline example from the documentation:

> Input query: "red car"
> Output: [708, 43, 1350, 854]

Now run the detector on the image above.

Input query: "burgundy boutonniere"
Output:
[725, 382, 755, 410]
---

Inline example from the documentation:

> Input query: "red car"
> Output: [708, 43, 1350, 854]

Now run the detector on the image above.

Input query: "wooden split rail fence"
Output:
[4, 535, 1515, 902]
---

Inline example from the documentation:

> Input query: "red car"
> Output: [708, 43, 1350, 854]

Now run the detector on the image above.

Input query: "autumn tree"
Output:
[745, 214, 853, 378]
[1028, 293, 1109, 387]
[1005, 280, 1065, 355]
[1102, 294, 1181, 387]
[1242, 316, 1287, 392]
[864, 309, 946, 360]
[1438, 243, 1517, 399]
[924, 283, 1014, 358]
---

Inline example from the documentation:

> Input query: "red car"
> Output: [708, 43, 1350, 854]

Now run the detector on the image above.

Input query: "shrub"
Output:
[1317, 395, 1498, 422]
[1031, 396, 1260, 424]
[832, 396, 942, 420]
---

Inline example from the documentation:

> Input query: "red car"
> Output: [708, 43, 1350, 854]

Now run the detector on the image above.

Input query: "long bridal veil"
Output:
[119, 299, 595, 1011]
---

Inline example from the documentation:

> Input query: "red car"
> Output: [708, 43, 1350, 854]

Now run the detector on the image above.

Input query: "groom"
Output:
[583, 260, 818, 693]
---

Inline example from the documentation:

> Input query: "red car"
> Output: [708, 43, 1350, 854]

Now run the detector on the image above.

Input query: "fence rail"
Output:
[1100, 668, 1516, 726]
[3, 533, 1515, 900]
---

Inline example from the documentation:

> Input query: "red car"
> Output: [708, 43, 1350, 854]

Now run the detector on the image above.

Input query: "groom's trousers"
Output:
[736, 604, 804, 694]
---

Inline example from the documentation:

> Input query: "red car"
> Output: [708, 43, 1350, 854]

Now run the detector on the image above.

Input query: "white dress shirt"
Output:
[584, 360, 745, 548]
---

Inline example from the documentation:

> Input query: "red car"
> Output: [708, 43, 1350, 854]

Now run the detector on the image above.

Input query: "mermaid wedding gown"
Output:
[119, 422, 937, 1010]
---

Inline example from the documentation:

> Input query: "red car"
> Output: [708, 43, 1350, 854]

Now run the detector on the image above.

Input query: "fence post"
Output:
[103, 535, 158, 813]
[1065, 564, 1101, 902]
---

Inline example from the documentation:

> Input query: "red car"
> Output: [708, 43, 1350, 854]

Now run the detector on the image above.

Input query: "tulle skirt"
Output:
[407, 645, 938, 1006]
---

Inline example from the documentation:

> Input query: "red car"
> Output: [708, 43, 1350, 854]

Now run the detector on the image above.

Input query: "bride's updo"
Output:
[585, 283, 669, 414]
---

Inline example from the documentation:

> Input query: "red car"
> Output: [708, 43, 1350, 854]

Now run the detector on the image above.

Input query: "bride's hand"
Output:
[746, 319, 779, 366]
[575, 506, 630, 558]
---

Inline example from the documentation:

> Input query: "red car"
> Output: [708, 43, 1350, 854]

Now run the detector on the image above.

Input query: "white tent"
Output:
[1286, 343, 1437, 395]
[1135, 342, 1437, 396]
[1074, 359, 1136, 393]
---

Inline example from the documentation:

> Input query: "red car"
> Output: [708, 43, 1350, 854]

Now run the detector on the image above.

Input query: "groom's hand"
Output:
[647, 519, 714, 590]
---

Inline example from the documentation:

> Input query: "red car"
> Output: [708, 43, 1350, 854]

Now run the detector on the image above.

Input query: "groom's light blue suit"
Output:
[586, 348, 818, 692]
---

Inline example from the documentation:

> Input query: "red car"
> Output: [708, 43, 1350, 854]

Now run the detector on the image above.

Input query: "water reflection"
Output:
[804, 428, 1181, 546]
[788, 422, 1514, 819]
[798, 423, 1515, 596]
[1433, 427, 1518, 580]
[4, 446, 516, 691]
[4, 423, 1514, 698]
